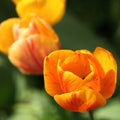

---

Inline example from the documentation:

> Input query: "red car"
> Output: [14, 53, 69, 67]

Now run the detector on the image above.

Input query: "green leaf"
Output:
[94, 99, 120, 120]
[54, 11, 118, 53]
[0, 53, 15, 109]
[7, 90, 65, 120]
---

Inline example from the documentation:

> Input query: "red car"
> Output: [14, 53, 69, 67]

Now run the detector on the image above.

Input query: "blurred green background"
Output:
[0, 0, 120, 120]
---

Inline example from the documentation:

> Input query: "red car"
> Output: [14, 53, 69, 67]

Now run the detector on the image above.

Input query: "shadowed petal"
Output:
[57, 65, 84, 92]
[61, 51, 91, 79]
[80, 49, 105, 81]
[100, 70, 116, 99]
[83, 68, 101, 92]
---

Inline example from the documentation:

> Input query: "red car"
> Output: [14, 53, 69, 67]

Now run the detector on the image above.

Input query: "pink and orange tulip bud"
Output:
[12, 0, 66, 25]
[0, 15, 60, 74]
[44, 47, 117, 112]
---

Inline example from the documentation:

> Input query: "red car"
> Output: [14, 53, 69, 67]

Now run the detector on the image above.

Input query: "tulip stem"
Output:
[88, 111, 94, 120]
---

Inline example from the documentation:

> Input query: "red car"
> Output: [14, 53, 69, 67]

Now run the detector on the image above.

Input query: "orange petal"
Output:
[44, 50, 74, 96]
[31, 15, 59, 41]
[93, 47, 117, 75]
[83, 65, 101, 92]
[93, 47, 117, 98]
[58, 61, 101, 93]
[15, 0, 66, 25]
[80, 49, 105, 81]
[57, 64, 84, 92]
[61, 51, 91, 79]
[54, 89, 106, 112]
[0, 18, 19, 54]
[60, 49, 104, 92]
[100, 70, 116, 99]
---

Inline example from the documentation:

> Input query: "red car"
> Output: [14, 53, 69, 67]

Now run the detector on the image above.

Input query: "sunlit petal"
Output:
[0, 18, 19, 54]
[93, 47, 117, 74]
[54, 89, 106, 112]
[15, 0, 66, 25]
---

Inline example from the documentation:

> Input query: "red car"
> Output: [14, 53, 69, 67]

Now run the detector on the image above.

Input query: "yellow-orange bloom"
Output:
[0, 15, 60, 74]
[12, 0, 66, 25]
[44, 47, 117, 112]
[0, 18, 19, 54]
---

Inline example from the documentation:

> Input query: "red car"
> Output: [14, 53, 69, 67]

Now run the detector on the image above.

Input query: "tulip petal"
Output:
[15, 0, 66, 25]
[31, 16, 59, 41]
[9, 34, 60, 74]
[61, 51, 91, 79]
[54, 89, 106, 112]
[9, 36, 44, 74]
[100, 70, 116, 99]
[0, 18, 19, 54]
[80, 49, 105, 80]
[83, 66, 101, 92]
[14, 15, 59, 43]
[58, 62, 101, 93]
[59, 50, 104, 92]
[57, 66, 84, 92]
[44, 50, 74, 96]
[93, 47, 117, 74]
[93, 47, 117, 97]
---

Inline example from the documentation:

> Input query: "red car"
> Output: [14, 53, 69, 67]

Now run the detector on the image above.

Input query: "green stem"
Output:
[88, 111, 94, 120]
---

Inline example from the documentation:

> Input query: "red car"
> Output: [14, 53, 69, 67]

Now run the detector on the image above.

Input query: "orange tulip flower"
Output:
[0, 15, 60, 74]
[12, 0, 66, 25]
[44, 47, 117, 112]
